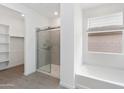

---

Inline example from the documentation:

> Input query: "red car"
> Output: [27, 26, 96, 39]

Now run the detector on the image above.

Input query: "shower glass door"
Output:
[37, 30, 51, 73]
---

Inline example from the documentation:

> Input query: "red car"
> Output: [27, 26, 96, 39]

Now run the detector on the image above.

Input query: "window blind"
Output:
[88, 12, 123, 30]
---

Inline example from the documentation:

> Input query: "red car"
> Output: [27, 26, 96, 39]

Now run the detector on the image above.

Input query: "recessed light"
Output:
[54, 11, 58, 16]
[21, 14, 25, 17]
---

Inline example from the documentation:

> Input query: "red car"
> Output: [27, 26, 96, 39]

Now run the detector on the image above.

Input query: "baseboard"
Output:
[60, 81, 75, 89]
[24, 71, 36, 76]
[76, 84, 90, 89]
[24, 72, 30, 76]
[24, 68, 36, 76]
[0, 64, 24, 71]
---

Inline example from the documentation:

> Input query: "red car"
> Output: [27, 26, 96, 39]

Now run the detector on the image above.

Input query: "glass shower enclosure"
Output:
[36, 27, 60, 73]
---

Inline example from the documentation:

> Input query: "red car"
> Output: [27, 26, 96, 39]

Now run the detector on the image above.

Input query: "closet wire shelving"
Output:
[0, 24, 9, 63]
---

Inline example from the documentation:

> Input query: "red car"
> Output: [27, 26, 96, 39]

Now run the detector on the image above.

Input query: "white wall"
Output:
[9, 37, 24, 68]
[60, 3, 83, 88]
[1, 3, 49, 75]
[0, 5, 25, 37]
[60, 4, 75, 88]
[74, 4, 83, 73]
[49, 17, 60, 27]
[83, 4, 124, 69]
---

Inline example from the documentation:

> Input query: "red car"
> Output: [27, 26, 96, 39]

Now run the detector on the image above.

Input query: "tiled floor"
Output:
[0, 65, 62, 89]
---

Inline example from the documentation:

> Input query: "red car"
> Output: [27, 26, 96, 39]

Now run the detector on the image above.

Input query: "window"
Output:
[87, 12, 123, 53]
[88, 12, 123, 29]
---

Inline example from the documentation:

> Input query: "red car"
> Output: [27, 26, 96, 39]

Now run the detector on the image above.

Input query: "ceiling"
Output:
[23, 3, 105, 19]
[81, 3, 105, 9]
[0, 4, 24, 20]
[23, 3, 60, 19]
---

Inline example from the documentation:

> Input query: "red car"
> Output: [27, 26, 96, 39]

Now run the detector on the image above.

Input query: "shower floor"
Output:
[37, 64, 60, 79]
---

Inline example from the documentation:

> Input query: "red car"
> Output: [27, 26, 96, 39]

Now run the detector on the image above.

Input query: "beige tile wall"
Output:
[50, 30, 60, 65]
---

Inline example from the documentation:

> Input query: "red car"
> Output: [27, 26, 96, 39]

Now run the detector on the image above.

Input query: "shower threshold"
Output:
[37, 64, 60, 79]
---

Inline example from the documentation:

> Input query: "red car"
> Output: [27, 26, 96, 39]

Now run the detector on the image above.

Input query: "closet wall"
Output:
[0, 5, 24, 70]
[9, 37, 24, 68]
